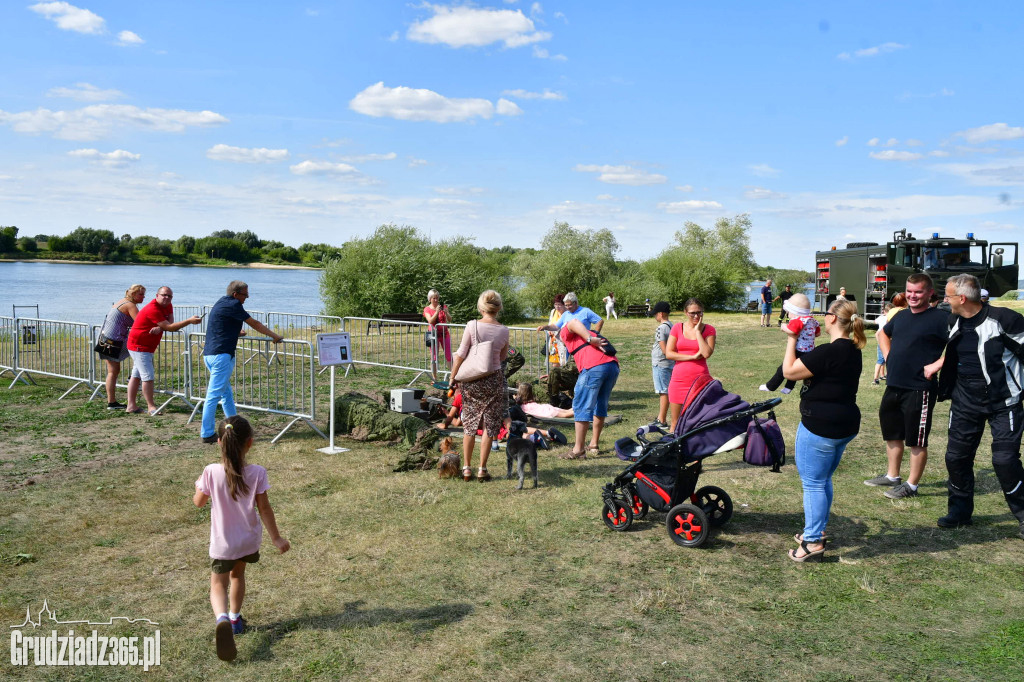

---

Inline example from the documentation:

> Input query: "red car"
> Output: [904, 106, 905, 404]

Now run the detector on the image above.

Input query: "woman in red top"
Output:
[559, 317, 619, 459]
[423, 289, 452, 382]
[666, 298, 716, 431]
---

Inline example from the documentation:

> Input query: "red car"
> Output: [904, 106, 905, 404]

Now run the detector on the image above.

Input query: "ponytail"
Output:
[218, 415, 253, 500]
[830, 301, 866, 349]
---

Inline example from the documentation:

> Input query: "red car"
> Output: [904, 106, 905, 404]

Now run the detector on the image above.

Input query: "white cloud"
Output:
[744, 187, 785, 200]
[207, 144, 290, 163]
[29, 2, 105, 34]
[930, 160, 1024, 187]
[867, 137, 879, 147]
[574, 164, 667, 185]
[905, 139, 923, 147]
[407, 4, 551, 48]
[546, 200, 623, 216]
[67, 148, 140, 167]
[47, 82, 124, 102]
[869, 150, 924, 161]
[434, 186, 485, 195]
[928, 150, 950, 157]
[0, 104, 228, 140]
[501, 88, 566, 100]
[289, 160, 360, 176]
[812, 194, 1011, 221]
[532, 45, 567, 60]
[349, 82, 519, 123]
[954, 123, 1024, 144]
[676, 184, 693, 192]
[337, 152, 397, 163]
[596, 194, 614, 200]
[837, 42, 907, 60]
[408, 157, 429, 167]
[658, 200, 723, 213]
[884, 138, 899, 147]
[530, 2, 543, 17]
[116, 30, 143, 46]
[835, 136, 848, 147]
[495, 98, 523, 116]
[748, 163, 780, 177]
[305, 8, 319, 17]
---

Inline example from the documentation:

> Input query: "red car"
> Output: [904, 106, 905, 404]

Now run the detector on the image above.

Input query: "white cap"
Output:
[980, 288, 989, 299]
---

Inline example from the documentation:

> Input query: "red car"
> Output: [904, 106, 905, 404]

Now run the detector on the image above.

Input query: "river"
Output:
[0, 262, 324, 322]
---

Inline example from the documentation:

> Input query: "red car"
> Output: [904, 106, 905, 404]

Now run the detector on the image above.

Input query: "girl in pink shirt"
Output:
[193, 416, 290, 662]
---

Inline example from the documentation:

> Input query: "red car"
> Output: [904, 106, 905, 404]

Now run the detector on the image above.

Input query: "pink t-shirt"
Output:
[195, 462, 270, 560]
[521, 401, 563, 419]
[669, 322, 716, 383]
[454, 320, 509, 372]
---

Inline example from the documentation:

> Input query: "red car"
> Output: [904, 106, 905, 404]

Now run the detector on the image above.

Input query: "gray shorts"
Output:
[128, 351, 155, 382]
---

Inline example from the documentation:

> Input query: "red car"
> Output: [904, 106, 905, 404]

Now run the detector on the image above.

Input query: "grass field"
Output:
[2, 308, 1023, 680]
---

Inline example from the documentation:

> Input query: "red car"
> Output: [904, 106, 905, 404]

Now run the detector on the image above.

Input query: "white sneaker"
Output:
[758, 384, 770, 392]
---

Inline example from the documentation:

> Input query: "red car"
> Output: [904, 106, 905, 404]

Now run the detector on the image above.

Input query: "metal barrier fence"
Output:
[186, 332, 324, 443]
[6, 318, 93, 398]
[342, 317, 435, 384]
[88, 326, 194, 413]
[341, 317, 551, 384]
[0, 316, 14, 378]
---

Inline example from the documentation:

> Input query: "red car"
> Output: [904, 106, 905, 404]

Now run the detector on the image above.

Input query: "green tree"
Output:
[18, 237, 37, 252]
[515, 221, 619, 313]
[646, 214, 757, 309]
[173, 235, 196, 255]
[320, 224, 520, 321]
[195, 236, 251, 262]
[0, 226, 18, 252]
[584, 260, 668, 310]
[236, 230, 261, 250]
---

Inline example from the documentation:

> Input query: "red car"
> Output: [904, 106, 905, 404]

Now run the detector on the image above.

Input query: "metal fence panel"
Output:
[186, 332, 324, 442]
[89, 325, 193, 412]
[343, 317, 435, 383]
[439, 323, 549, 383]
[0, 316, 14, 375]
[9, 318, 93, 397]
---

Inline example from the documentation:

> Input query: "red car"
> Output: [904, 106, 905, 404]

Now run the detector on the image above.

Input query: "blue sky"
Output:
[1, 1, 1022, 269]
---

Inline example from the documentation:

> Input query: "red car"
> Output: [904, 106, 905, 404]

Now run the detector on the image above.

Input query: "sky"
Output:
[1, 1, 1022, 269]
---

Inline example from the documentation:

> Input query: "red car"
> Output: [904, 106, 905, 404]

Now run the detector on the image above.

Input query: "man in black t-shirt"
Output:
[935, 274, 1024, 540]
[865, 274, 949, 499]
[775, 284, 794, 327]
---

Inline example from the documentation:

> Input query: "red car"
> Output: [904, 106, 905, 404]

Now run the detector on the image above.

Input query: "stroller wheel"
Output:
[623, 484, 649, 520]
[666, 503, 710, 547]
[693, 485, 733, 527]
[602, 498, 633, 531]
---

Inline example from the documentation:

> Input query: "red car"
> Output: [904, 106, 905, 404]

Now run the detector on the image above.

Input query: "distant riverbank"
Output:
[0, 257, 319, 270]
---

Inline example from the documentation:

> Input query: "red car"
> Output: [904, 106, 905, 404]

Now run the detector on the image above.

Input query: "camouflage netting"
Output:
[332, 392, 441, 472]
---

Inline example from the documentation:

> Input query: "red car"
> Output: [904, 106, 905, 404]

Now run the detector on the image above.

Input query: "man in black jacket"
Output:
[931, 274, 1024, 539]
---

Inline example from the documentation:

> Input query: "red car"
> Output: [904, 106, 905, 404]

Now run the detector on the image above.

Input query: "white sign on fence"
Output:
[316, 332, 352, 366]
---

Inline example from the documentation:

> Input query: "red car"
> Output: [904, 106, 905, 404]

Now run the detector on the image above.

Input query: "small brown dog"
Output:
[438, 436, 460, 478]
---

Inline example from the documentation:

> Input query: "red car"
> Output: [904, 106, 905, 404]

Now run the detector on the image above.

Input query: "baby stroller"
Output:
[602, 378, 782, 547]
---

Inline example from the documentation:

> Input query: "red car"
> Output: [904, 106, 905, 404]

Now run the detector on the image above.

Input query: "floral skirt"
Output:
[461, 370, 507, 437]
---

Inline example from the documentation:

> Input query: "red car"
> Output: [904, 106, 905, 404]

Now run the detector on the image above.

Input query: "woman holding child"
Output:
[449, 290, 509, 482]
[782, 300, 865, 562]
[665, 298, 716, 431]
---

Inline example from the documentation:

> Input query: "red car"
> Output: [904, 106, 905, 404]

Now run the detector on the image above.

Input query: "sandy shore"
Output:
[0, 258, 320, 270]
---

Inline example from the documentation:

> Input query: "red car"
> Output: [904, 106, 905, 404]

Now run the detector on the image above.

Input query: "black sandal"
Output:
[788, 539, 826, 562]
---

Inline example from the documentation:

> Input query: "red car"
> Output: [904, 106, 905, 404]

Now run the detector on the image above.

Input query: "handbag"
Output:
[453, 320, 496, 383]
[94, 333, 124, 360]
[743, 417, 786, 472]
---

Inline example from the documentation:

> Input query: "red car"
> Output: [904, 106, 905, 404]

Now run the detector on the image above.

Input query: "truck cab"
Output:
[814, 230, 1018, 317]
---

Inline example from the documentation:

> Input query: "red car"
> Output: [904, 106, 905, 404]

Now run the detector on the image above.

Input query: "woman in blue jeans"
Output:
[782, 300, 865, 562]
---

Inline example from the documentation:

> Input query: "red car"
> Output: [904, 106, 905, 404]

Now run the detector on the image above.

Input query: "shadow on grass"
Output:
[247, 600, 474, 661]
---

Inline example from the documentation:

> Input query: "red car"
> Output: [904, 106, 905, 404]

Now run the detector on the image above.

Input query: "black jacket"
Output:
[937, 303, 1024, 407]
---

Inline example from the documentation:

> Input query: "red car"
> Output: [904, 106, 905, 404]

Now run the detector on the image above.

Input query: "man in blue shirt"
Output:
[200, 280, 284, 443]
[551, 291, 604, 333]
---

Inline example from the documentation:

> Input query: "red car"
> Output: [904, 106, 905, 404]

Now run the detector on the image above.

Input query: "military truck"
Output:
[814, 229, 1018, 317]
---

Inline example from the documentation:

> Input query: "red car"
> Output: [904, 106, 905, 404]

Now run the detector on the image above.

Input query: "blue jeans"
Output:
[795, 422, 856, 542]
[202, 354, 236, 438]
[573, 362, 619, 422]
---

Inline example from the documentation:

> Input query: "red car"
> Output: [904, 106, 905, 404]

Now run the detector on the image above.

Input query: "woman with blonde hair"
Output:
[782, 300, 866, 562]
[96, 284, 146, 409]
[448, 290, 509, 482]
[423, 289, 452, 382]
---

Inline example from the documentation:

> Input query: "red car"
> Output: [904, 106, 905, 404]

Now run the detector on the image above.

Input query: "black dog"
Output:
[506, 437, 538, 489]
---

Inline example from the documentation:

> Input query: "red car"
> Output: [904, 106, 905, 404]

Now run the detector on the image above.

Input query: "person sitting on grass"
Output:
[516, 382, 574, 419]
[193, 415, 290, 662]
[440, 385, 567, 447]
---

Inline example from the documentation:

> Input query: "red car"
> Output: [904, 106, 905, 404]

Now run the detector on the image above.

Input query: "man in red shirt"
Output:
[125, 286, 202, 415]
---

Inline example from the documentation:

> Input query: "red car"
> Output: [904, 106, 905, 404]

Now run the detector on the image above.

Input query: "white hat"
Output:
[980, 288, 989, 299]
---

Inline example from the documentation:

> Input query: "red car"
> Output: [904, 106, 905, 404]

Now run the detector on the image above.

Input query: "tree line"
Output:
[0, 225, 341, 267]
[319, 216, 812, 321]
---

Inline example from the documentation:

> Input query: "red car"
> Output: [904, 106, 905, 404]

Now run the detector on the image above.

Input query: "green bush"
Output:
[514, 221, 618, 313]
[320, 224, 522, 322]
[18, 237, 37, 252]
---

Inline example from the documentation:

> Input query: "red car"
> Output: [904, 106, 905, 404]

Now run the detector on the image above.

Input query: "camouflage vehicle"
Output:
[814, 229, 1018, 317]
